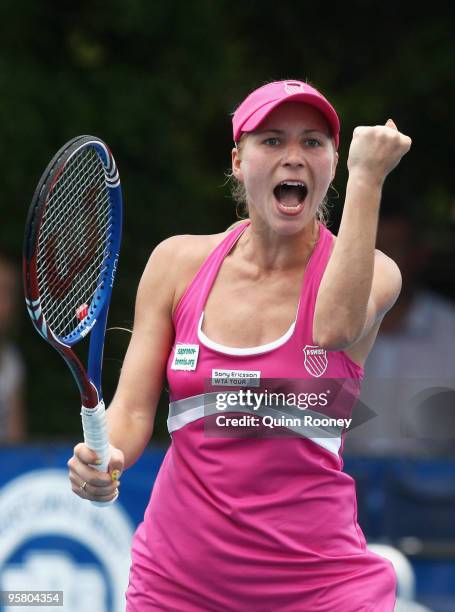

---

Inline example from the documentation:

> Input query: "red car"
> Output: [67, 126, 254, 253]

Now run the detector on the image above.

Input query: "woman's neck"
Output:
[238, 217, 319, 273]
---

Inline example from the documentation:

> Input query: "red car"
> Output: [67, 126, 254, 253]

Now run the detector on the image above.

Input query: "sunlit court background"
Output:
[0, 2, 454, 611]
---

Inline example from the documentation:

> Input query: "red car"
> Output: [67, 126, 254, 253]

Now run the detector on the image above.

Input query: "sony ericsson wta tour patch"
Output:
[302, 345, 328, 377]
[171, 343, 200, 371]
[211, 369, 261, 387]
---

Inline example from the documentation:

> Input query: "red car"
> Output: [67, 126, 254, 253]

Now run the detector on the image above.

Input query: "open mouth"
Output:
[273, 180, 308, 215]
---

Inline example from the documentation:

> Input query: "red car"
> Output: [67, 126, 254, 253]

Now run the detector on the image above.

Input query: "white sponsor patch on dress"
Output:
[171, 343, 200, 371]
[211, 369, 261, 387]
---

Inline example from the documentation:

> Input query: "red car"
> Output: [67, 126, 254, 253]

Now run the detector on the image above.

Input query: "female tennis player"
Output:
[67, 80, 411, 610]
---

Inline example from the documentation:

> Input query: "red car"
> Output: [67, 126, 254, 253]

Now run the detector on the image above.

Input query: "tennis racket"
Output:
[23, 135, 123, 506]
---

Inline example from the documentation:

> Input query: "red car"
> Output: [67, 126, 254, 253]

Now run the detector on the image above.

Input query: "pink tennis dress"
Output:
[126, 221, 396, 611]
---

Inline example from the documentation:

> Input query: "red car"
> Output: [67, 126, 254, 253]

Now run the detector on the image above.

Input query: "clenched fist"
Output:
[347, 119, 412, 185]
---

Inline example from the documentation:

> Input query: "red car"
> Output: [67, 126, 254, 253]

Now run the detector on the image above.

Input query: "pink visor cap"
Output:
[232, 80, 340, 149]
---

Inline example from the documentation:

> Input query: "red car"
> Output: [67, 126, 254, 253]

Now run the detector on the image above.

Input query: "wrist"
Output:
[347, 167, 385, 191]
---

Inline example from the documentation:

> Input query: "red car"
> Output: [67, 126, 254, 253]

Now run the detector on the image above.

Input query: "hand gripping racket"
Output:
[23, 135, 123, 506]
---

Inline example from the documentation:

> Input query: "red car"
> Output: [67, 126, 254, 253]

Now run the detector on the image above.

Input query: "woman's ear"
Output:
[232, 146, 244, 181]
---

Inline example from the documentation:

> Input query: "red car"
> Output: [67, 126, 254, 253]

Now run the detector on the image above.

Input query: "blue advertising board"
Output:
[0, 445, 166, 612]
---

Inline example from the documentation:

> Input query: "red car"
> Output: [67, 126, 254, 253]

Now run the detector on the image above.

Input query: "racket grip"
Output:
[81, 400, 118, 507]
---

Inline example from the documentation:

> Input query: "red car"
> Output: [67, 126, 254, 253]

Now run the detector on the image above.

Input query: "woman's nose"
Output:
[282, 144, 305, 166]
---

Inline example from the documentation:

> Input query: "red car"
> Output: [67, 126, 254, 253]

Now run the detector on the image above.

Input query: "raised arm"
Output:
[313, 119, 411, 351]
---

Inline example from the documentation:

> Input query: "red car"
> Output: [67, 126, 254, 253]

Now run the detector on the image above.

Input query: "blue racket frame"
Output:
[24, 136, 123, 409]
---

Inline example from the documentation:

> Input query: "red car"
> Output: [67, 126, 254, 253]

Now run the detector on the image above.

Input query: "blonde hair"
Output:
[225, 133, 336, 231]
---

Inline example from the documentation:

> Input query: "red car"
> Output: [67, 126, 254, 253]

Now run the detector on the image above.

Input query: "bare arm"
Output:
[105, 238, 177, 468]
[68, 235, 188, 501]
[313, 120, 411, 350]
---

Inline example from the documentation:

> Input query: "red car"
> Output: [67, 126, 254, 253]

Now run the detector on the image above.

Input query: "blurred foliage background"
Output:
[2, 1, 454, 441]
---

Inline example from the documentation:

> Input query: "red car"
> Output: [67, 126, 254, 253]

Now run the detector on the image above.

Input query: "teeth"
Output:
[280, 180, 306, 187]
[273, 180, 308, 209]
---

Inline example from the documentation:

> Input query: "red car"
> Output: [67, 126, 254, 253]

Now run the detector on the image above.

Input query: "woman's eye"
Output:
[306, 138, 322, 147]
[264, 137, 280, 146]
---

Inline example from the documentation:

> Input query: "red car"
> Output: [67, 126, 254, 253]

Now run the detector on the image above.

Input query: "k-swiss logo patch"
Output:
[302, 345, 328, 377]
[171, 343, 199, 371]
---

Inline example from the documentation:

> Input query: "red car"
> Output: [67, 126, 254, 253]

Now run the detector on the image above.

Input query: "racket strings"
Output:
[36, 148, 113, 339]
[39, 156, 107, 258]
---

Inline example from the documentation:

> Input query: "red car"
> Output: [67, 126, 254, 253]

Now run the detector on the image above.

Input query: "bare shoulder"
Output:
[145, 231, 226, 276]
[156, 231, 226, 259]
[142, 231, 230, 316]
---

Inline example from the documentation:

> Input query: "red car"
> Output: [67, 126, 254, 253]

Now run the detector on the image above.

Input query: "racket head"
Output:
[23, 135, 123, 349]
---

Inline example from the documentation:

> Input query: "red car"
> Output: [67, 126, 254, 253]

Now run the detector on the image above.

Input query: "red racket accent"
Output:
[76, 304, 89, 321]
